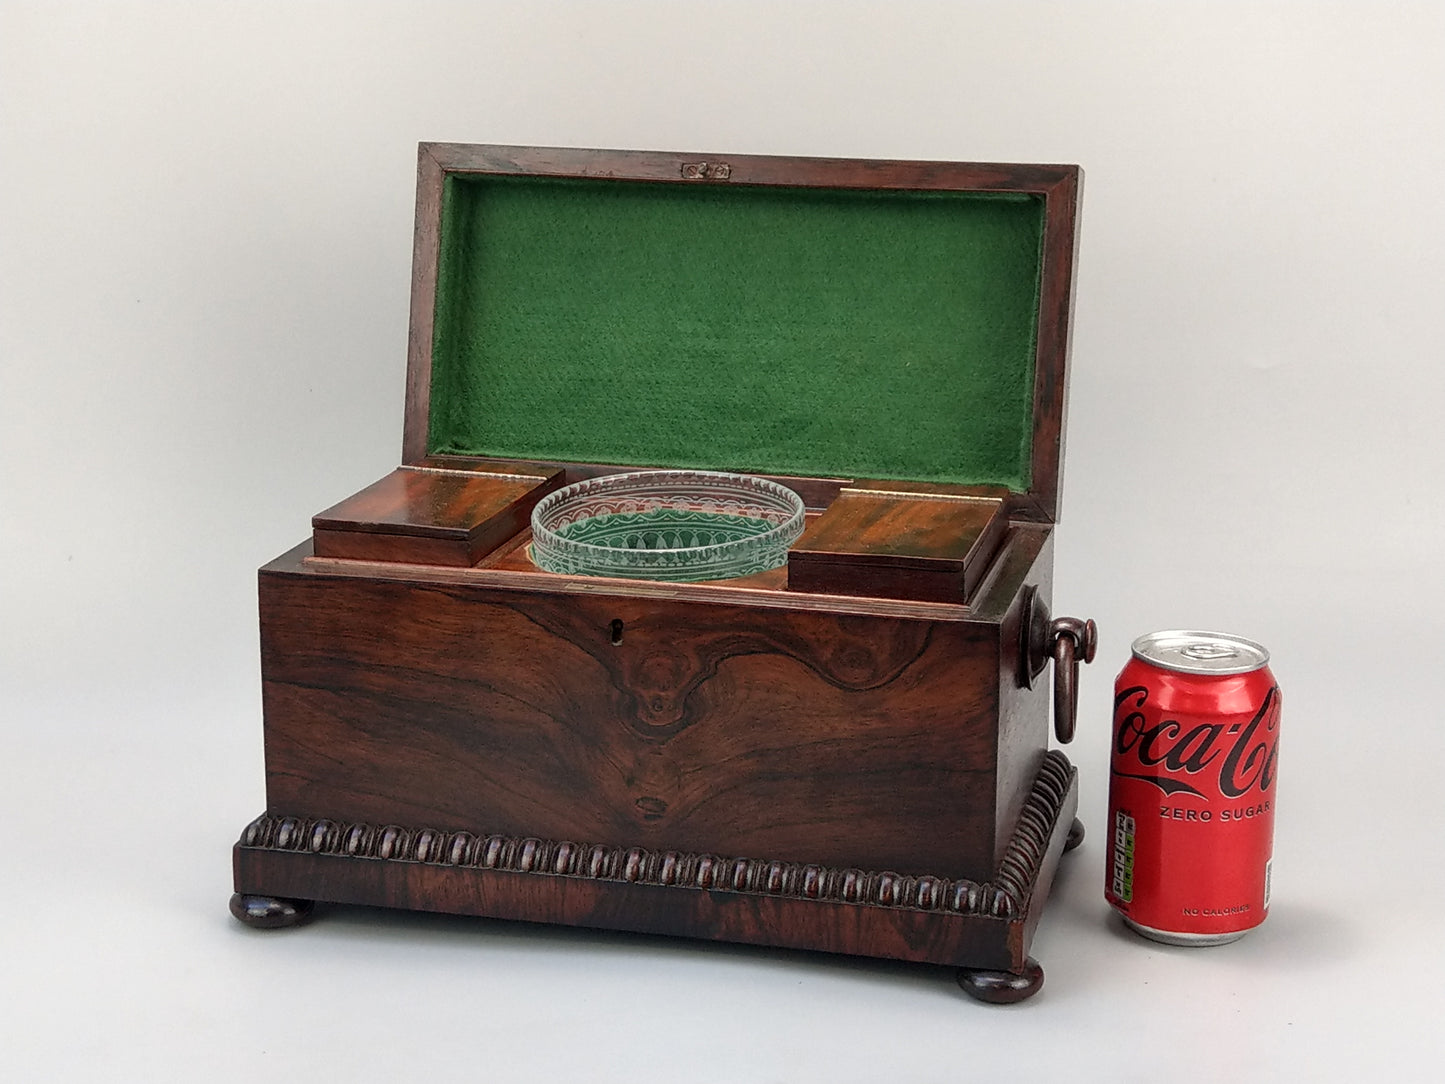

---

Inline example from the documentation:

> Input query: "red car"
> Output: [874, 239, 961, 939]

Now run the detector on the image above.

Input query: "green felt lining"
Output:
[428, 175, 1044, 488]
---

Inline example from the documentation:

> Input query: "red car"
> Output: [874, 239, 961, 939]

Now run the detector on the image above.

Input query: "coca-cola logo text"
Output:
[1112, 685, 1280, 800]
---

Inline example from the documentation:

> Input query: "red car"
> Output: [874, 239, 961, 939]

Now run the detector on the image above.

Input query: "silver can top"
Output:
[1131, 630, 1270, 676]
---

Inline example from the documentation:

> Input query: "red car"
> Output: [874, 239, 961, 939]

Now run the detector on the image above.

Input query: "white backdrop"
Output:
[4, 3, 1443, 1079]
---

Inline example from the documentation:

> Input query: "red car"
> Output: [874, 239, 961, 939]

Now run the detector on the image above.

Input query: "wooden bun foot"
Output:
[229, 893, 315, 929]
[1065, 816, 1085, 852]
[956, 957, 1044, 1004]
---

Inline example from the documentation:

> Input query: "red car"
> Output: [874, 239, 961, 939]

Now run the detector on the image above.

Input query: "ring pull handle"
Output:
[1018, 587, 1098, 745]
[1048, 616, 1097, 744]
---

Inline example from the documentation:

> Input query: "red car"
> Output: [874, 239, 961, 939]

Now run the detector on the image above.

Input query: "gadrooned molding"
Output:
[239, 751, 1074, 920]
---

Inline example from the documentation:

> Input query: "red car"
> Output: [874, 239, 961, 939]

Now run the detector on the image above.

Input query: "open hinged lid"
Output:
[402, 143, 1081, 523]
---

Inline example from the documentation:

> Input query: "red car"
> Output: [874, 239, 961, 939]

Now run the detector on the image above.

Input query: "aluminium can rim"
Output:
[1131, 630, 1270, 676]
[1122, 917, 1253, 947]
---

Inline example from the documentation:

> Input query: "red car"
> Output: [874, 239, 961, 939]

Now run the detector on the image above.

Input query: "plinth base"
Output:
[233, 753, 1078, 1002]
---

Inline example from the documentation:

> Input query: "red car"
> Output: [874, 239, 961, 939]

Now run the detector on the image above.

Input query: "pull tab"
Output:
[1018, 587, 1098, 744]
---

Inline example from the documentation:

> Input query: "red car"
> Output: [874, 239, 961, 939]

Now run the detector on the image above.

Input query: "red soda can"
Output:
[1105, 630, 1280, 945]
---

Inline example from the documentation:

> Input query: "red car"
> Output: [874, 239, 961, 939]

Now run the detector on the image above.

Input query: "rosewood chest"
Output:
[231, 143, 1096, 1003]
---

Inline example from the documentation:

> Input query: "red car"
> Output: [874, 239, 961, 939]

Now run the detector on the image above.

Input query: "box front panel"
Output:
[260, 568, 1003, 880]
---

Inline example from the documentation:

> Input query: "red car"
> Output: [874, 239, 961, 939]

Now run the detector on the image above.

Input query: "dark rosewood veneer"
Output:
[231, 144, 1095, 1005]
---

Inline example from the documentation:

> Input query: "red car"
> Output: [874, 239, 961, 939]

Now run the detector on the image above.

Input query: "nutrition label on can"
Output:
[1111, 810, 1136, 903]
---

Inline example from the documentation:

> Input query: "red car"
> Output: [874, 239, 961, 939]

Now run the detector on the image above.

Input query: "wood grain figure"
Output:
[233, 144, 1094, 1004]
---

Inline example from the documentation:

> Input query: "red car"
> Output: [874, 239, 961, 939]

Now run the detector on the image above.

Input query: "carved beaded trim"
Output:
[241, 751, 1072, 920]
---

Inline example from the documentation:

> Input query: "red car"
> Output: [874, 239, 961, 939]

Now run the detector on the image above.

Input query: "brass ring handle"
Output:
[1017, 586, 1097, 745]
[1049, 617, 1097, 744]
[1054, 633, 1076, 743]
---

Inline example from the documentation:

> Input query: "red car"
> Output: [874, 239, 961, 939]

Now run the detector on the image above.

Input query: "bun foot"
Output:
[956, 958, 1044, 1004]
[230, 893, 315, 929]
[1065, 816, 1085, 852]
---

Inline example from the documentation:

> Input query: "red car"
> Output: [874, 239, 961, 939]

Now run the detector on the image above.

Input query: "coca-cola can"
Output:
[1105, 630, 1280, 945]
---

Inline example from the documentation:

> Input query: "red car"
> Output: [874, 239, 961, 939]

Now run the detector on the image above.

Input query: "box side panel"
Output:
[991, 528, 1055, 864]
[258, 566, 1002, 880]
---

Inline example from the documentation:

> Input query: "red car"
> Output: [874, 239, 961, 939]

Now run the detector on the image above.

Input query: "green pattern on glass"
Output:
[531, 470, 805, 583]
[554, 509, 777, 551]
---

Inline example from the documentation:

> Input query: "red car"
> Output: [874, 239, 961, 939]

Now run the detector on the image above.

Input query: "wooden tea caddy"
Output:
[231, 144, 1096, 1003]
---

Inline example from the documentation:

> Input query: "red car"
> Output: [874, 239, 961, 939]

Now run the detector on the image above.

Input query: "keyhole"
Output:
[610, 619, 624, 646]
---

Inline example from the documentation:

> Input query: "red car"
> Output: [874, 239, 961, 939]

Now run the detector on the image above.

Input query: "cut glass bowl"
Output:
[530, 470, 805, 582]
